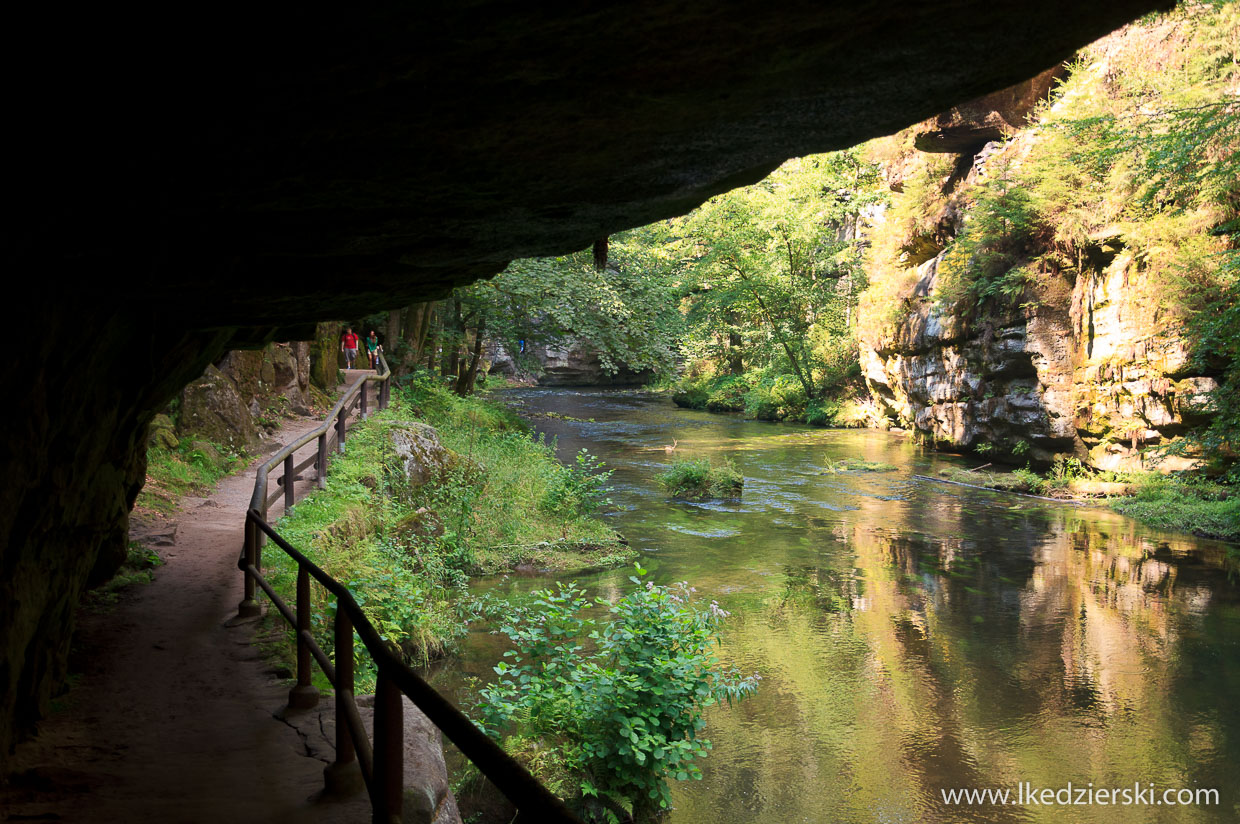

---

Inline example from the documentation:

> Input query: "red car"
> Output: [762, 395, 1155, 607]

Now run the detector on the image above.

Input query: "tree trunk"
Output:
[385, 309, 401, 367]
[455, 319, 487, 395]
[441, 298, 463, 378]
[423, 303, 441, 371]
[309, 321, 342, 391]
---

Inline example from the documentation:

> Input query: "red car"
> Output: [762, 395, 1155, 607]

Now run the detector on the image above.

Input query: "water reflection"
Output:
[435, 389, 1240, 823]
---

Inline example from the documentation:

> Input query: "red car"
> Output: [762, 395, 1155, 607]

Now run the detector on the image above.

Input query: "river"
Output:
[429, 388, 1240, 823]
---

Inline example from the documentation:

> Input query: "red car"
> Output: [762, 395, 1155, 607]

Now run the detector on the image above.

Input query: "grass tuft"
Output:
[657, 457, 744, 501]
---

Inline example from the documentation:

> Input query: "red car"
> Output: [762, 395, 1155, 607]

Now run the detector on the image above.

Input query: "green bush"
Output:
[1110, 476, 1239, 542]
[542, 448, 614, 518]
[475, 569, 760, 821]
[656, 458, 744, 501]
[705, 376, 749, 413]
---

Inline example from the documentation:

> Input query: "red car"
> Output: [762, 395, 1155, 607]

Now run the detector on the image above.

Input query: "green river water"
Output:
[428, 388, 1240, 823]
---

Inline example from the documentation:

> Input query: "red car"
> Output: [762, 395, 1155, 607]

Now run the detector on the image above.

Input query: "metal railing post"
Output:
[324, 609, 363, 796]
[238, 516, 260, 617]
[317, 432, 327, 490]
[283, 453, 295, 510]
[373, 671, 404, 822]
[288, 566, 320, 709]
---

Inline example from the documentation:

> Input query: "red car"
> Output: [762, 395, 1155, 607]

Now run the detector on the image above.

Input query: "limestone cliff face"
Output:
[860, 92, 1215, 471]
[863, 253, 1081, 463]
[487, 339, 654, 387]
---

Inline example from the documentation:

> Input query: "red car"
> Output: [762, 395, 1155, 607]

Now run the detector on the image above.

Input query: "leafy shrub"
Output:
[542, 449, 614, 518]
[1010, 466, 1045, 494]
[475, 569, 760, 821]
[705, 376, 749, 413]
[656, 458, 744, 500]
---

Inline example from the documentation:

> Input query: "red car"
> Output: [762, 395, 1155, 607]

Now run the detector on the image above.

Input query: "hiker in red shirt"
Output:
[341, 327, 360, 369]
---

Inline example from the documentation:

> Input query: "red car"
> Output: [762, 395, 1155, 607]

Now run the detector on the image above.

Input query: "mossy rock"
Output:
[147, 414, 178, 450]
[394, 507, 443, 542]
[322, 506, 376, 547]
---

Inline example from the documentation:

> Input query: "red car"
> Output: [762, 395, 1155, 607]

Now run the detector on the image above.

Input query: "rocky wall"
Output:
[861, 154, 1214, 471]
[488, 339, 655, 387]
[862, 254, 1082, 463]
[175, 342, 313, 456]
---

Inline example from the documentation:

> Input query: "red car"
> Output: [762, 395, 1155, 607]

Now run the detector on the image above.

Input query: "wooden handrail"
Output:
[237, 354, 582, 824]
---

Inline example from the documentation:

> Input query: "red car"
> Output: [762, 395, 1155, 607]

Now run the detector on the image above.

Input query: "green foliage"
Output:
[935, 161, 1039, 318]
[656, 458, 744, 501]
[137, 437, 247, 515]
[542, 449, 614, 519]
[1109, 476, 1239, 542]
[466, 225, 686, 380]
[671, 150, 884, 405]
[475, 570, 760, 820]
[267, 375, 635, 687]
[1010, 466, 1044, 493]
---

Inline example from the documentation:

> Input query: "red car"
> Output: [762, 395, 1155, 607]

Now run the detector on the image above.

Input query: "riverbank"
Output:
[933, 464, 1239, 543]
[263, 374, 636, 677]
[661, 375, 1237, 544]
[668, 371, 869, 427]
[431, 387, 1240, 824]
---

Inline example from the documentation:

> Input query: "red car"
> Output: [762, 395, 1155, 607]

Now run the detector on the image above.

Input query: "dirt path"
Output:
[2, 390, 374, 823]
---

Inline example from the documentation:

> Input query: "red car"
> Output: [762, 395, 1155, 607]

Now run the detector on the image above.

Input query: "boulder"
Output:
[355, 695, 463, 824]
[281, 696, 462, 824]
[176, 364, 261, 454]
[390, 423, 454, 487]
[147, 413, 178, 450]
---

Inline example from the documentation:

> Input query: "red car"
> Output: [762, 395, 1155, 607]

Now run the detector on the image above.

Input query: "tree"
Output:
[672, 150, 884, 398]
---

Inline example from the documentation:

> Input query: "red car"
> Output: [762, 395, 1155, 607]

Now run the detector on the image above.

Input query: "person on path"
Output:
[365, 330, 380, 368]
[341, 326, 360, 369]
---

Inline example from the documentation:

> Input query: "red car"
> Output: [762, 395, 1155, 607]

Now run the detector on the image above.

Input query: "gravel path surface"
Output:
[2, 393, 373, 823]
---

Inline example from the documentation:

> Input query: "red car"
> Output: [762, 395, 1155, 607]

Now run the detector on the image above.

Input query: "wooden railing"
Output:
[237, 355, 580, 823]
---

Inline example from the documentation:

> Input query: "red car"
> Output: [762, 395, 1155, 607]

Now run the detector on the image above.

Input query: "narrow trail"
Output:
[2, 374, 377, 823]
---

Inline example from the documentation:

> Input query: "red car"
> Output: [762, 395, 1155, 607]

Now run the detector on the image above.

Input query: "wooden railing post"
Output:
[288, 566, 320, 709]
[317, 432, 327, 489]
[324, 609, 363, 796]
[283, 453, 295, 511]
[360, 381, 368, 419]
[336, 410, 346, 453]
[237, 516, 260, 617]
[381, 377, 389, 409]
[373, 671, 404, 823]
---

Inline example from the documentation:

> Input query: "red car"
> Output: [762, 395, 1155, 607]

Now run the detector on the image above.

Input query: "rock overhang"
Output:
[13, 1, 1171, 328]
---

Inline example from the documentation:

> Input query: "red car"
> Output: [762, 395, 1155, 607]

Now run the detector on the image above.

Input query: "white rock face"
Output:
[860, 247, 1214, 470]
